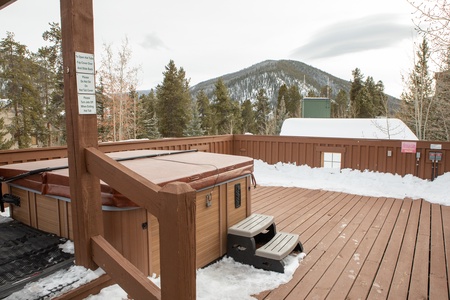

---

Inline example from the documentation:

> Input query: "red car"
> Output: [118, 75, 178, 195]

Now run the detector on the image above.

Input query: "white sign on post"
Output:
[75, 52, 95, 74]
[75, 52, 96, 115]
[78, 94, 96, 114]
[76, 73, 95, 94]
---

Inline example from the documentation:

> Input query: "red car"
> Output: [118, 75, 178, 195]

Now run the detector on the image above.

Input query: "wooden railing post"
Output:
[60, 0, 103, 270]
[158, 182, 197, 300]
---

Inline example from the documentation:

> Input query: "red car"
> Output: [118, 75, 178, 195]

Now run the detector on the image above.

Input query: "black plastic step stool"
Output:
[227, 213, 303, 273]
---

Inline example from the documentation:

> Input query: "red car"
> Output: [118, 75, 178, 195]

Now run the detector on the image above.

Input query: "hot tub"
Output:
[0, 149, 254, 275]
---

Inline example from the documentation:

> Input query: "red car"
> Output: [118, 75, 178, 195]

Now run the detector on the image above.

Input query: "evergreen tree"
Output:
[349, 68, 365, 117]
[36, 22, 65, 146]
[156, 60, 192, 137]
[359, 76, 377, 118]
[127, 86, 139, 139]
[331, 90, 349, 118]
[275, 96, 288, 135]
[230, 100, 242, 134]
[286, 85, 301, 117]
[0, 32, 43, 148]
[240, 99, 255, 134]
[143, 111, 162, 139]
[358, 84, 374, 118]
[277, 84, 288, 111]
[254, 88, 272, 135]
[349, 68, 387, 118]
[137, 90, 160, 139]
[183, 101, 205, 137]
[212, 78, 234, 134]
[0, 117, 13, 150]
[196, 90, 214, 135]
[96, 78, 112, 141]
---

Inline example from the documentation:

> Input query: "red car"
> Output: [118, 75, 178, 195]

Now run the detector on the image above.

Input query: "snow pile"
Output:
[86, 253, 306, 300]
[253, 160, 450, 205]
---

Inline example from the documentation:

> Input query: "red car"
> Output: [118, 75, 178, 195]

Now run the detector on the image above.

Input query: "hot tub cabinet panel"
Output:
[2, 150, 254, 276]
[149, 175, 250, 274]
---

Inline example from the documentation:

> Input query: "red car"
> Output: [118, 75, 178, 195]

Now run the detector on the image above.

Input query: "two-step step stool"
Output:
[227, 213, 304, 273]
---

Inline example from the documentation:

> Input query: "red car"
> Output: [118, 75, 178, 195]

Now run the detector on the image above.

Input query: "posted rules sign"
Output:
[75, 52, 96, 114]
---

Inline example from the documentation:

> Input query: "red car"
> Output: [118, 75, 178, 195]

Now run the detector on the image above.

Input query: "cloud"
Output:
[140, 32, 169, 50]
[291, 14, 413, 60]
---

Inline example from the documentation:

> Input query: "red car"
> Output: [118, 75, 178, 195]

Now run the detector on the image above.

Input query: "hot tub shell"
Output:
[0, 150, 254, 275]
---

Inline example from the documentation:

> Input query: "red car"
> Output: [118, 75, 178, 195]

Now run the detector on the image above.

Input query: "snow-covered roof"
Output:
[280, 118, 418, 140]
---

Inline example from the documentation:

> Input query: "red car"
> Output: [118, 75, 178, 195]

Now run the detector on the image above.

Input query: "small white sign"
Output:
[430, 144, 442, 150]
[78, 94, 96, 114]
[75, 52, 95, 74]
[76, 73, 95, 94]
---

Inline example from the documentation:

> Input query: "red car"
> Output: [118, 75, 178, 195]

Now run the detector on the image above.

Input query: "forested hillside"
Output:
[190, 60, 352, 105]
[189, 59, 401, 113]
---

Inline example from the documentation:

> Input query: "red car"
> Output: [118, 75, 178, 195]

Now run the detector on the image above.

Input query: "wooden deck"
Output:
[251, 186, 450, 300]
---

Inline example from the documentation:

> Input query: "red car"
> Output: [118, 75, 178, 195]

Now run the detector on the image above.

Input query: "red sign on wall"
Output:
[401, 141, 417, 153]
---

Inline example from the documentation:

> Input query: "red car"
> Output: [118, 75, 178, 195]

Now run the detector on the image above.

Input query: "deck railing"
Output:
[233, 135, 450, 180]
[1, 134, 448, 180]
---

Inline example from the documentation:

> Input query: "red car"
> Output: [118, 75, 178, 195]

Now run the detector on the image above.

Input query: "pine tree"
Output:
[96, 78, 112, 141]
[277, 84, 288, 111]
[0, 32, 43, 148]
[143, 111, 162, 140]
[183, 101, 205, 137]
[137, 90, 160, 139]
[275, 96, 288, 135]
[240, 99, 255, 134]
[196, 90, 214, 135]
[0, 117, 13, 150]
[331, 90, 349, 118]
[156, 60, 192, 137]
[212, 78, 234, 134]
[254, 88, 272, 135]
[36, 22, 65, 146]
[286, 85, 301, 117]
[349, 68, 365, 118]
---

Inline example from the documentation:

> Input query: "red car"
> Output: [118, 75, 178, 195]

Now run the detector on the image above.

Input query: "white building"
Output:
[280, 118, 418, 141]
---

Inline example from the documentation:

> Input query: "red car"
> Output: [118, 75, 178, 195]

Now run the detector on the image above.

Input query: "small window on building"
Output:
[322, 152, 341, 169]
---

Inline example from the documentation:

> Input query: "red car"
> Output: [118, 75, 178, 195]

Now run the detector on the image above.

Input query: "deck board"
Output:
[251, 186, 449, 300]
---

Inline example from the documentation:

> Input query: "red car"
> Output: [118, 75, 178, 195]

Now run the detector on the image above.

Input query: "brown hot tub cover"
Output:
[0, 150, 254, 208]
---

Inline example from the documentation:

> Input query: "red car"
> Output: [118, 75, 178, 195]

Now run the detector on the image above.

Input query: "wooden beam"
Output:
[60, 0, 103, 269]
[84, 147, 162, 217]
[91, 235, 161, 300]
[53, 274, 114, 300]
[158, 182, 197, 299]
[0, 0, 16, 10]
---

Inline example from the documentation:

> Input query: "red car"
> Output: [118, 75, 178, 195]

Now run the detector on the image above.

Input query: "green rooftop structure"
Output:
[301, 97, 331, 118]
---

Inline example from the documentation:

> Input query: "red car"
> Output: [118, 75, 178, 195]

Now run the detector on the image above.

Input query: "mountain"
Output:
[140, 59, 400, 112]
[189, 59, 351, 105]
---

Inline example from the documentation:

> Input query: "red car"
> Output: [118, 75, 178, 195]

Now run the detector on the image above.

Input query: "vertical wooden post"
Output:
[60, 0, 103, 269]
[158, 182, 197, 300]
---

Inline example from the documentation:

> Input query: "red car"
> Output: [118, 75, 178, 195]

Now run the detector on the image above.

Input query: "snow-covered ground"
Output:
[2, 159, 449, 299]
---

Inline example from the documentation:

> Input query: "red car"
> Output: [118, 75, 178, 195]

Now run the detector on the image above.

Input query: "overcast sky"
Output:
[1, 0, 418, 97]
